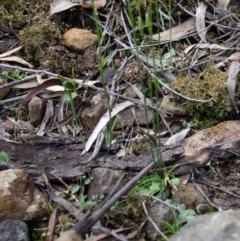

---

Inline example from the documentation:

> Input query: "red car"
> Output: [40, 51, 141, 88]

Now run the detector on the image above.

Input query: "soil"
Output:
[196, 156, 240, 210]
[1, 0, 240, 240]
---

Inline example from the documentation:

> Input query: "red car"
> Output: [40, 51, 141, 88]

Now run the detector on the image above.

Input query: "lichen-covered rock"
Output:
[28, 96, 47, 127]
[0, 220, 30, 241]
[0, 169, 47, 221]
[169, 210, 240, 241]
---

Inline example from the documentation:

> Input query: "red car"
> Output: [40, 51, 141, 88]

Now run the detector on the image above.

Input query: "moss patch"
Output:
[171, 63, 239, 127]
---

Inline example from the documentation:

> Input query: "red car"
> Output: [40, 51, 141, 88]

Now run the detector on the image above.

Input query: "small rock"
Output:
[88, 168, 130, 198]
[81, 93, 153, 130]
[0, 169, 47, 222]
[172, 183, 208, 210]
[0, 77, 9, 100]
[115, 106, 154, 129]
[63, 28, 98, 52]
[169, 209, 240, 241]
[146, 201, 175, 240]
[28, 97, 47, 127]
[81, 93, 109, 130]
[0, 220, 29, 241]
[0, 36, 18, 53]
[5, 119, 34, 133]
[159, 95, 187, 115]
[97, 67, 115, 86]
[124, 83, 141, 98]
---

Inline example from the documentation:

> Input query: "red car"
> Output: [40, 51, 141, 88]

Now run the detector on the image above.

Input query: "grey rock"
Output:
[0, 220, 29, 241]
[146, 200, 175, 240]
[28, 97, 47, 127]
[88, 168, 131, 198]
[97, 67, 115, 86]
[169, 209, 240, 241]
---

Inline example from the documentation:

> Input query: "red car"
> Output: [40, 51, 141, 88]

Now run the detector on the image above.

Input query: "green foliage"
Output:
[78, 193, 104, 212]
[206, 161, 216, 173]
[130, 172, 166, 196]
[2, 70, 27, 80]
[110, 201, 120, 211]
[104, 115, 120, 143]
[71, 177, 93, 195]
[149, 48, 175, 71]
[0, 151, 9, 163]
[59, 74, 83, 135]
[60, 75, 81, 102]
[170, 177, 180, 186]
[67, 176, 105, 212]
[164, 203, 196, 236]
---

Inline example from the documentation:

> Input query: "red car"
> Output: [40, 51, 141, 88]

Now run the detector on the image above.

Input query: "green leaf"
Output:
[71, 184, 81, 194]
[0, 151, 9, 163]
[163, 49, 175, 60]
[99, 193, 104, 200]
[64, 92, 77, 101]
[149, 182, 161, 194]
[1, 71, 8, 76]
[179, 203, 186, 210]
[63, 81, 75, 91]
[84, 177, 93, 185]
[86, 200, 97, 206]
[110, 201, 119, 210]
[79, 195, 87, 204]
[137, 187, 149, 195]
[171, 178, 180, 186]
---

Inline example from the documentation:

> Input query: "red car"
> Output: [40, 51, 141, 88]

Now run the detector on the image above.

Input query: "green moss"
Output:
[0, 0, 33, 29]
[102, 195, 148, 231]
[19, 20, 62, 63]
[31, 212, 75, 241]
[130, 138, 155, 155]
[171, 63, 238, 128]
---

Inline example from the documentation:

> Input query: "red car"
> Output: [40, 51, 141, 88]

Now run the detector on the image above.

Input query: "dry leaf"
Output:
[152, 18, 196, 42]
[0, 56, 33, 68]
[227, 60, 240, 112]
[184, 43, 228, 55]
[82, 101, 135, 154]
[164, 128, 190, 146]
[215, 52, 240, 68]
[0, 46, 22, 58]
[216, 0, 231, 10]
[50, 0, 106, 15]
[46, 208, 57, 241]
[36, 100, 54, 136]
[195, 1, 208, 43]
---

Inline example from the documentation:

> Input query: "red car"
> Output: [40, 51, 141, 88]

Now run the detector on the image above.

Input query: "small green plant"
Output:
[0, 151, 9, 163]
[130, 165, 179, 196]
[59, 75, 80, 102]
[78, 194, 104, 212]
[170, 176, 180, 186]
[69, 176, 105, 212]
[71, 176, 93, 195]
[2, 70, 27, 80]
[164, 203, 196, 236]
[104, 115, 120, 143]
[129, 172, 166, 196]
[206, 161, 216, 173]
[110, 201, 120, 211]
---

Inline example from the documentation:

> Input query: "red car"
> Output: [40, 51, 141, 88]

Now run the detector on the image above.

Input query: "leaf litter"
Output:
[0, 0, 240, 240]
